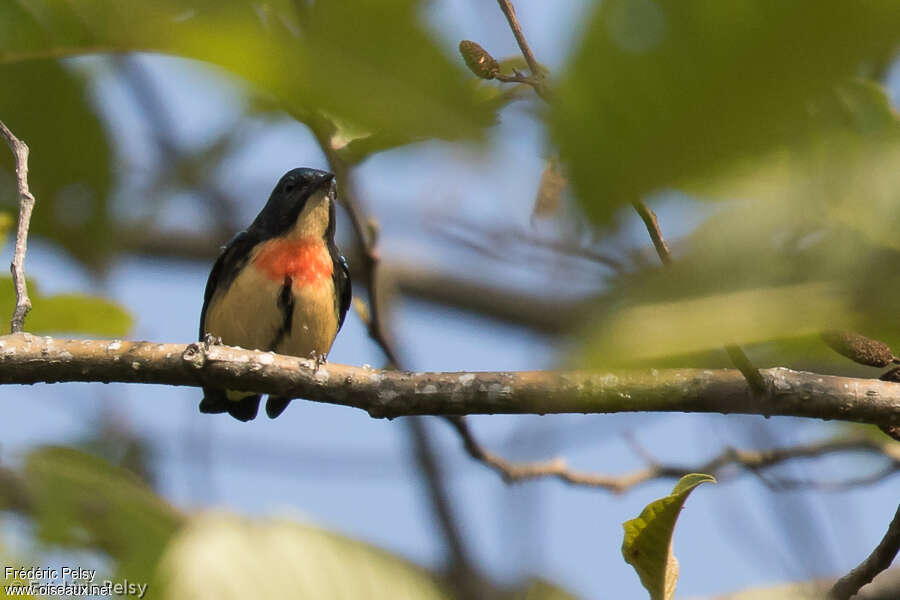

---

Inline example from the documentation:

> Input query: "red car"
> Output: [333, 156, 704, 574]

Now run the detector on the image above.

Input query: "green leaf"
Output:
[551, 0, 900, 224]
[580, 82, 900, 368]
[584, 282, 851, 366]
[0, 58, 113, 267]
[0, 212, 13, 243]
[512, 579, 580, 600]
[0, 277, 133, 336]
[622, 473, 716, 600]
[158, 512, 580, 600]
[158, 513, 455, 600]
[0, 1, 492, 144]
[24, 446, 183, 582]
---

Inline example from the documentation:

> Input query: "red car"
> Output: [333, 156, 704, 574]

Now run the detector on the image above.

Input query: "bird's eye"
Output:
[284, 181, 296, 193]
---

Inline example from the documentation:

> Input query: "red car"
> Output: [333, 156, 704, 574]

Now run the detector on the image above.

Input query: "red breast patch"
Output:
[253, 238, 333, 285]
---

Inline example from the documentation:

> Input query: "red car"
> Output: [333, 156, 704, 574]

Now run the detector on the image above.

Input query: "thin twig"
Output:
[763, 464, 900, 492]
[830, 503, 900, 599]
[431, 216, 624, 274]
[725, 344, 768, 397]
[632, 200, 672, 265]
[447, 419, 900, 492]
[0, 120, 35, 333]
[493, 72, 546, 95]
[495, 0, 547, 99]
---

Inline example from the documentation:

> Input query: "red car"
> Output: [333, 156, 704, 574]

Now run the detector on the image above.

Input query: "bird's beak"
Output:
[322, 174, 337, 203]
[315, 171, 335, 192]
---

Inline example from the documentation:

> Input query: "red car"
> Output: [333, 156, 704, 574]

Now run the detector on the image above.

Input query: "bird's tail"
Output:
[265, 396, 292, 419]
[199, 388, 261, 421]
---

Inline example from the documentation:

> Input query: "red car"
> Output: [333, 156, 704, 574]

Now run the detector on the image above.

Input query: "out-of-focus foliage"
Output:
[0, 0, 492, 143]
[0, 0, 496, 269]
[580, 76, 900, 367]
[24, 446, 182, 582]
[0, 59, 113, 266]
[0, 277, 133, 336]
[551, 0, 900, 224]
[158, 513, 454, 600]
[622, 474, 716, 600]
[2, 447, 578, 600]
[159, 513, 579, 600]
[74, 418, 156, 486]
[0, 558, 38, 599]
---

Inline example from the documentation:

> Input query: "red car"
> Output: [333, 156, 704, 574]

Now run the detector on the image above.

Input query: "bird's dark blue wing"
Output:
[334, 252, 351, 330]
[199, 230, 259, 339]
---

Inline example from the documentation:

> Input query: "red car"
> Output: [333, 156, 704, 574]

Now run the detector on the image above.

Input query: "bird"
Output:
[198, 168, 351, 421]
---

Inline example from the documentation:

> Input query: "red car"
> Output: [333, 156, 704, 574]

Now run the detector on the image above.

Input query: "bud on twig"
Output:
[459, 40, 500, 80]
[822, 330, 895, 368]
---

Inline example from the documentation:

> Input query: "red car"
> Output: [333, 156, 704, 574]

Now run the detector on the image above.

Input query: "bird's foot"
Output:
[309, 350, 328, 373]
[202, 333, 223, 349]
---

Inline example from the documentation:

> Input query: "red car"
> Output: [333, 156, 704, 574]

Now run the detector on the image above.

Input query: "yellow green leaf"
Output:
[551, 0, 900, 224]
[0, 1, 492, 143]
[0, 277, 133, 336]
[622, 473, 716, 600]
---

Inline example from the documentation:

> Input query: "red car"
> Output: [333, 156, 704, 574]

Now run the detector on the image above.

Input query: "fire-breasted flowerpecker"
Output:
[198, 168, 351, 421]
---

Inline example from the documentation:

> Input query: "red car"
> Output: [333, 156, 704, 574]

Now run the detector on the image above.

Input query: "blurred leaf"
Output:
[0, 0, 492, 145]
[622, 473, 716, 600]
[0, 277, 133, 336]
[159, 512, 580, 600]
[24, 446, 183, 582]
[585, 282, 850, 365]
[581, 82, 900, 367]
[533, 159, 567, 220]
[76, 418, 156, 486]
[158, 512, 454, 600]
[689, 80, 900, 205]
[0, 59, 113, 266]
[496, 56, 549, 78]
[1, 559, 37, 599]
[0, 212, 13, 243]
[511, 579, 579, 600]
[551, 0, 900, 224]
[579, 198, 900, 367]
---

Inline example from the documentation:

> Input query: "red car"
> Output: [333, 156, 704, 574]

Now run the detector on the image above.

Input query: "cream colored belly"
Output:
[276, 280, 338, 358]
[204, 265, 282, 351]
[204, 266, 338, 357]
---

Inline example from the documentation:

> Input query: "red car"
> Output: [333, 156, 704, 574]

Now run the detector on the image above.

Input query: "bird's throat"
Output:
[253, 237, 333, 285]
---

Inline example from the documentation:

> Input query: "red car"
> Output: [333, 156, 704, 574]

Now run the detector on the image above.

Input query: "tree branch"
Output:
[1, 334, 898, 427]
[448, 419, 899, 492]
[0, 120, 35, 334]
[830, 502, 900, 599]
[495, 0, 548, 99]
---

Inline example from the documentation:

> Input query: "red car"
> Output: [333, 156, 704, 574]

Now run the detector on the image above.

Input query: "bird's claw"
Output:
[309, 351, 328, 373]
[202, 333, 223, 349]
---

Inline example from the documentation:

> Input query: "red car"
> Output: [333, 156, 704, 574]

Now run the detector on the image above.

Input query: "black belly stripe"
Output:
[271, 276, 294, 349]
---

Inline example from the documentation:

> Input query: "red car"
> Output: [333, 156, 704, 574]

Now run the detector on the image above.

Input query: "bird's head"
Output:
[251, 168, 336, 239]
